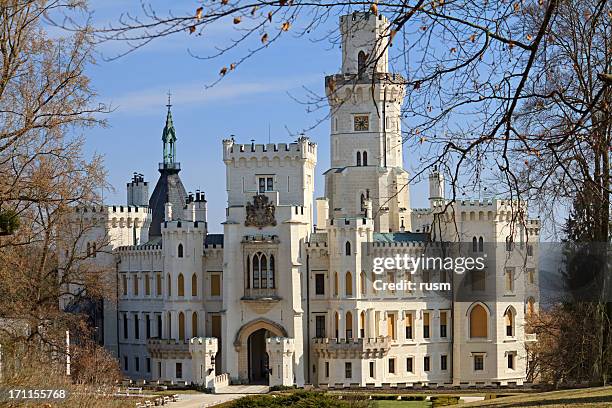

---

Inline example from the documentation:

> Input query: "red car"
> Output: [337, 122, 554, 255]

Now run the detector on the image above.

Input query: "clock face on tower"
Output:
[353, 115, 369, 131]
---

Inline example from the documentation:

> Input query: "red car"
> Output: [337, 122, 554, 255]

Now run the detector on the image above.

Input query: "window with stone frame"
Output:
[246, 251, 276, 290]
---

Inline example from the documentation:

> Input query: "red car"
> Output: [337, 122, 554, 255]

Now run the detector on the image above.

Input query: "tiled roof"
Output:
[373, 232, 429, 243]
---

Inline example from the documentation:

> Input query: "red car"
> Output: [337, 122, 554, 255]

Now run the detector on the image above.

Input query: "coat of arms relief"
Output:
[245, 195, 277, 228]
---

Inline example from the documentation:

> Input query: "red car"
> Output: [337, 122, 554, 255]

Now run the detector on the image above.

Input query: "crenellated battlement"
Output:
[162, 219, 205, 233]
[75, 205, 152, 215]
[328, 216, 373, 230]
[222, 136, 317, 163]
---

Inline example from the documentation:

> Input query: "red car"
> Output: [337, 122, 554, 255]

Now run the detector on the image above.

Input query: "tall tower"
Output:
[148, 98, 188, 237]
[324, 12, 411, 232]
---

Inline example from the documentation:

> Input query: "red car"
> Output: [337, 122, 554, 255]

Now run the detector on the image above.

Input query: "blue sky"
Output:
[81, 2, 437, 233]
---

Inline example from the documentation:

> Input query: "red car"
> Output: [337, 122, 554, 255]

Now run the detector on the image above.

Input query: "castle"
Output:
[69, 12, 539, 388]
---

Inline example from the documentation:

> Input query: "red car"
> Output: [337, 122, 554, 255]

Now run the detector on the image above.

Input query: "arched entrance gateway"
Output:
[234, 319, 288, 384]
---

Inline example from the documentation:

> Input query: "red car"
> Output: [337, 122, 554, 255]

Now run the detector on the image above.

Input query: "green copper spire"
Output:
[162, 92, 177, 165]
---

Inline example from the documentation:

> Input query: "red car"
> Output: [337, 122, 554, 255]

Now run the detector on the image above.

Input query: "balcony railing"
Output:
[242, 288, 280, 300]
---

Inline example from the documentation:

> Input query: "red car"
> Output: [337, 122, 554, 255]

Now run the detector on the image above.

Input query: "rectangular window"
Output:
[345, 362, 352, 379]
[315, 274, 325, 295]
[387, 314, 396, 340]
[123, 356, 128, 371]
[472, 269, 486, 291]
[508, 354, 514, 369]
[315, 315, 326, 338]
[133, 274, 139, 296]
[325, 362, 329, 378]
[424, 356, 430, 372]
[440, 311, 448, 338]
[405, 313, 413, 340]
[528, 268, 535, 284]
[423, 312, 430, 339]
[157, 314, 162, 338]
[474, 355, 484, 371]
[406, 357, 413, 373]
[123, 313, 128, 339]
[258, 176, 274, 193]
[146, 358, 151, 373]
[505, 269, 514, 292]
[527, 244, 533, 256]
[145, 314, 151, 339]
[210, 274, 221, 296]
[156, 274, 162, 296]
[388, 358, 396, 374]
[135, 357, 140, 372]
[145, 274, 150, 295]
[176, 362, 183, 379]
[134, 314, 139, 339]
[369, 361, 375, 378]
[122, 275, 127, 296]
[441, 355, 448, 371]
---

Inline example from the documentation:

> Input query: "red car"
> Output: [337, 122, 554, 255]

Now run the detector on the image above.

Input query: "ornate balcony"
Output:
[241, 288, 281, 314]
[312, 336, 391, 359]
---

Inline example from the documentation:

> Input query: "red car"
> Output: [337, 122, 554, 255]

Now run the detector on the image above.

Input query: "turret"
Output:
[127, 173, 149, 207]
[429, 166, 445, 208]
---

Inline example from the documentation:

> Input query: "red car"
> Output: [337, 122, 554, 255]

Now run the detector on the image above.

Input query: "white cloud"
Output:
[107, 74, 320, 115]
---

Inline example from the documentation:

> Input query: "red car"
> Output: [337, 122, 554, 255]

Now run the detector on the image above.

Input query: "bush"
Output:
[430, 396, 460, 407]
[270, 385, 298, 392]
[227, 391, 369, 408]
[400, 395, 427, 401]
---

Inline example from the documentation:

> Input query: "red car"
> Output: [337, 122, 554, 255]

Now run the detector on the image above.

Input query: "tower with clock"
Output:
[324, 11, 411, 233]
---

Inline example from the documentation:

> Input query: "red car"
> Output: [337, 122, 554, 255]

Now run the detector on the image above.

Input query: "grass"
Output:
[462, 386, 612, 408]
[374, 401, 432, 408]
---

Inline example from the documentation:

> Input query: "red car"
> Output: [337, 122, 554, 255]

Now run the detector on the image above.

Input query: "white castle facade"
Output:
[68, 12, 540, 389]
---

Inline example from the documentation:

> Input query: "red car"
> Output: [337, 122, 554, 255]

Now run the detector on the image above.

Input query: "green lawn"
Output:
[462, 386, 612, 408]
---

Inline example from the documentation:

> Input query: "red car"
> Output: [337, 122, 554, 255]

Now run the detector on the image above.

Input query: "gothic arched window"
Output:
[362, 151, 368, 166]
[356, 151, 361, 166]
[245, 255, 250, 289]
[358, 50, 367, 74]
[345, 271, 353, 296]
[478, 236, 484, 252]
[178, 312, 185, 340]
[472, 237, 478, 252]
[178, 243, 184, 258]
[251, 252, 275, 289]
[345, 241, 351, 256]
[360, 193, 366, 212]
[191, 273, 198, 297]
[469, 304, 488, 338]
[178, 273, 185, 297]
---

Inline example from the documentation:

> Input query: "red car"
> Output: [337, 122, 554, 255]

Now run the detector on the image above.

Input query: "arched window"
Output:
[362, 151, 368, 166]
[345, 241, 351, 256]
[472, 237, 478, 252]
[192, 312, 198, 338]
[469, 304, 488, 338]
[345, 311, 353, 339]
[86, 242, 91, 256]
[504, 308, 515, 337]
[360, 311, 366, 338]
[253, 253, 260, 289]
[356, 151, 362, 166]
[357, 50, 367, 74]
[191, 273, 198, 297]
[178, 243, 184, 258]
[345, 271, 353, 296]
[334, 272, 339, 297]
[360, 193, 366, 212]
[478, 236, 484, 252]
[334, 312, 339, 339]
[178, 273, 184, 297]
[260, 254, 268, 289]
[167, 273, 171, 297]
[178, 312, 185, 340]
[360, 271, 366, 295]
[246, 255, 250, 289]
[269, 255, 275, 288]
[251, 252, 275, 289]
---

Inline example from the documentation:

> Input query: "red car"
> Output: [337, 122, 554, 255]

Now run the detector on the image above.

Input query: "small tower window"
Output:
[345, 241, 351, 256]
[357, 50, 367, 75]
[362, 151, 368, 166]
[356, 151, 361, 166]
[178, 243, 184, 258]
